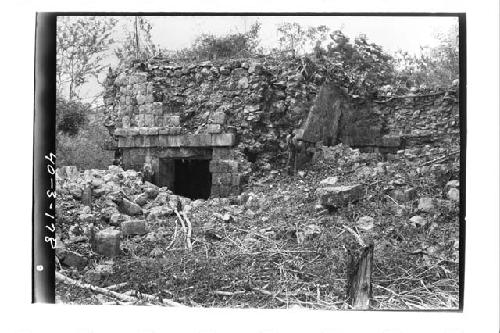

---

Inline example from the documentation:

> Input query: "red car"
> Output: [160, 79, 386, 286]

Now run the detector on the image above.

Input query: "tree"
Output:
[56, 97, 89, 136]
[277, 23, 330, 57]
[392, 22, 459, 88]
[114, 16, 157, 64]
[190, 22, 261, 60]
[57, 16, 117, 100]
[325, 31, 395, 98]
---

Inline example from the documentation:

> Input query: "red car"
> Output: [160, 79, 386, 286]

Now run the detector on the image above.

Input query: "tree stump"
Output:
[347, 243, 374, 309]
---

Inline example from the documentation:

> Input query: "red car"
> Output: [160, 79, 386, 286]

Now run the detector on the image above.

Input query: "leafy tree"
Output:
[190, 22, 261, 60]
[392, 22, 459, 88]
[114, 16, 157, 64]
[277, 22, 330, 57]
[57, 16, 117, 100]
[325, 31, 395, 98]
[56, 97, 89, 136]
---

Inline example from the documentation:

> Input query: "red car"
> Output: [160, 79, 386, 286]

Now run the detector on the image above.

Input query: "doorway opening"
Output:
[172, 159, 212, 200]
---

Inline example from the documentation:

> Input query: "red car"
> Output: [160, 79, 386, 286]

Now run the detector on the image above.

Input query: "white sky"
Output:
[147, 15, 458, 54]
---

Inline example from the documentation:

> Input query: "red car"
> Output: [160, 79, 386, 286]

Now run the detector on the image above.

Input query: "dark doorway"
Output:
[174, 159, 212, 200]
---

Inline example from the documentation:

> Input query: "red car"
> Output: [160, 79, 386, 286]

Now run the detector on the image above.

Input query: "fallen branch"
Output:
[180, 211, 193, 251]
[56, 272, 183, 306]
[56, 271, 137, 303]
[165, 218, 179, 250]
[105, 282, 128, 291]
[211, 290, 246, 296]
[421, 151, 460, 166]
[123, 290, 185, 307]
[174, 209, 190, 250]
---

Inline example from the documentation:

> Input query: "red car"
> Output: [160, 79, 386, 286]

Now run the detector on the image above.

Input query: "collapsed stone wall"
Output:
[374, 89, 460, 148]
[102, 55, 460, 197]
[103, 56, 327, 171]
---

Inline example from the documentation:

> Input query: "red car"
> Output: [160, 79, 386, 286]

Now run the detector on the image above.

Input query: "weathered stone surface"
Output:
[319, 176, 338, 186]
[357, 216, 374, 231]
[210, 112, 226, 124]
[56, 249, 88, 269]
[447, 188, 459, 202]
[381, 135, 402, 147]
[146, 206, 174, 221]
[94, 229, 121, 257]
[446, 180, 459, 189]
[211, 133, 235, 146]
[84, 264, 114, 284]
[207, 124, 222, 134]
[109, 213, 130, 226]
[315, 184, 364, 207]
[134, 193, 149, 206]
[119, 198, 143, 216]
[391, 188, 417, 202]
[121, 220, 147, 236]
[418, 197, 435, 212]
[409, 215, 427, 227]
[57, 166, 79, 180]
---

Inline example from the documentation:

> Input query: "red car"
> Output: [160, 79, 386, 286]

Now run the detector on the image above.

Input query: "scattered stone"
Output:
[447, 188, 459, 202]
[319, 176, 338, 186]
[315, 184, 364, 207]
[94, 228, 121, 257]
[121, 220, 147, 236]
[109, 213, 130, 227]
[446, 179, 459, 189]
[297, 224, 321, 244]
[56, 249, 88, 270]
[70, 186, 83, 200]
[84, 264, 114, 283]
[134, 193, 149, 206]
[357, 216, 374, 231]
[409, 215, 427, 227]
[150, 247, 164, 257]
[418, 197, 435, 213]
[120, 198, 143, 216]
[147, 206, 174, 221]
[144, 183, 160, 199]
[391, 187, 417, 202]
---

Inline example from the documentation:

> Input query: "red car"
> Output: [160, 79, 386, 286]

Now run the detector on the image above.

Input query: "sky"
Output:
[70, 15, 458, 102]
[147, 15, 457, 54]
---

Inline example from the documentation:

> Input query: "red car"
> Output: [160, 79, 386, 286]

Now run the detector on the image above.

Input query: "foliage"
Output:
[56, 112, 114, 169]
[392, 22, 459, 88]
[184, 22, 261, 61]
[57, 16, 117, 99]
[56, 97, 89, 136]
[324, 31, 395, 98]
[277, 22, 330, 57]
[114, 16, 157, 64]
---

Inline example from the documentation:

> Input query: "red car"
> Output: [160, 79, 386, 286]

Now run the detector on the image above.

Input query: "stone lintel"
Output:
[116, 132, 235, 148]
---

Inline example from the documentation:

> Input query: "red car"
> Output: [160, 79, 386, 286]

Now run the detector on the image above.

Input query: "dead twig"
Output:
[343, 225, 366, 247]
[180, 211, 193, 251]
[105, 282, 128, 291]
[165, 219, 179, 250]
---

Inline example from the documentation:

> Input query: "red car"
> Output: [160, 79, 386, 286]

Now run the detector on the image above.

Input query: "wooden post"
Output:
[347, 243, 374, 309]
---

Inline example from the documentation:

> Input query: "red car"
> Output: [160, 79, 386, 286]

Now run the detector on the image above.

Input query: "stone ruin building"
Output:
[102, 56, 459, 200]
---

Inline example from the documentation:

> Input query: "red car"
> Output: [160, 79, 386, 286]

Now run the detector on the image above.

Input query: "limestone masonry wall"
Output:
[102, 56, 459, 197]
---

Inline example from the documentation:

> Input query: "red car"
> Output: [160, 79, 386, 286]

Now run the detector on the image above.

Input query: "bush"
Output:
[177, 22, 261, 61]
[56, 97, 89, 136]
